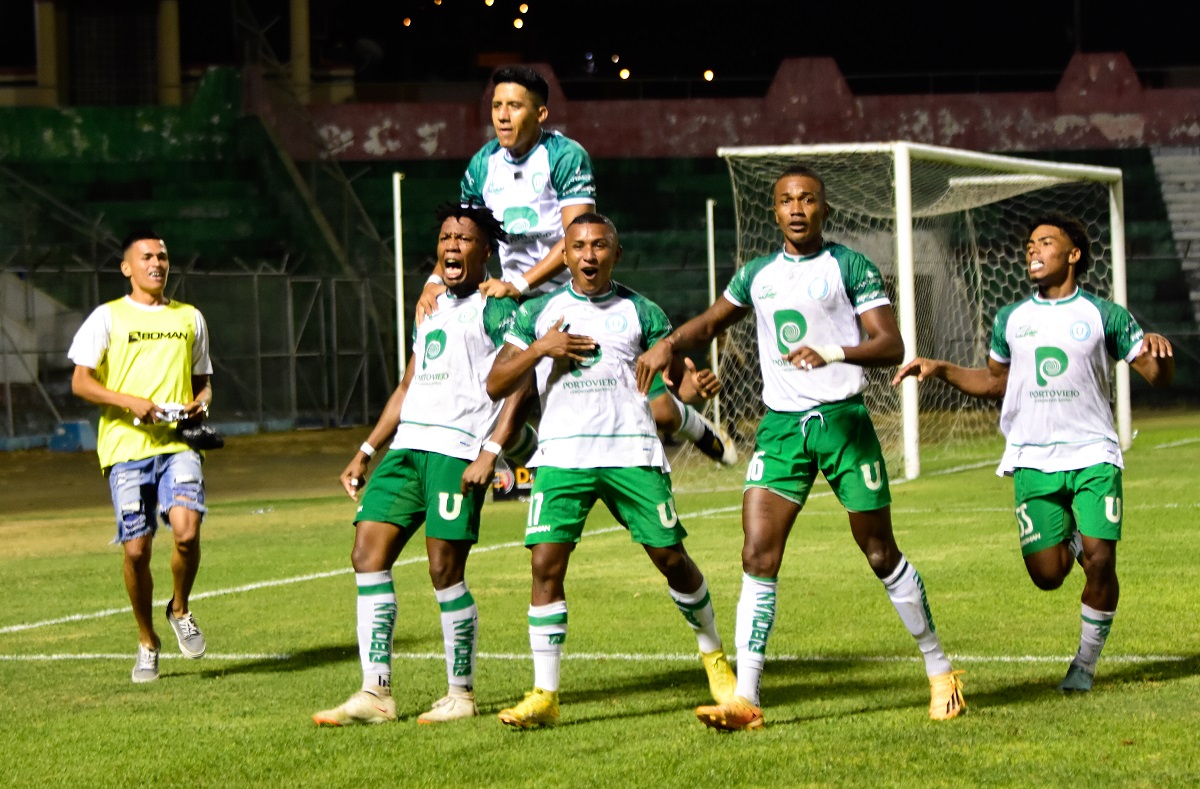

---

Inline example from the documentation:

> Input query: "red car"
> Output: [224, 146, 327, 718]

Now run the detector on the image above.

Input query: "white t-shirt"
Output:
[68, 297, 212, 374]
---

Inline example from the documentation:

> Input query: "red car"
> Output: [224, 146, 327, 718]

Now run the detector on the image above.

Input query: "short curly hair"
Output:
[1029, 212, 1091, 277]
[435, 202, 506, 249]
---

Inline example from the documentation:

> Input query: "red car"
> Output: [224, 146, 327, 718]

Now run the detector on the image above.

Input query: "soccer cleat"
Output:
[929, 669, 966, 720]
[695, 696, 765, 731]
[312, 691, 397, 726]
[131, 644, 159, 684]
[1058, 664, 1095, 692]
[417, 689, 479, 724]
[165, 598, 206, 659]
[692, 416, 739, 466]
[701, 649, 737, 705]
[498, 688, 559, 729]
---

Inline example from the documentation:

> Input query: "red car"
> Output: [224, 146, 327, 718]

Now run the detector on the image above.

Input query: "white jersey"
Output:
[990, 288, 1144, 475]
[724, 243, 891, 412]
[461, 130, 596, 294]
[392, 292, 518, 461]
[504, 282, 671, 469]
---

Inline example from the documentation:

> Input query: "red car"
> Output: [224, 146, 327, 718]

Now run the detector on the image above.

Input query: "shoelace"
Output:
[137, 648, 158, 669]
[177, 613, 200, 638]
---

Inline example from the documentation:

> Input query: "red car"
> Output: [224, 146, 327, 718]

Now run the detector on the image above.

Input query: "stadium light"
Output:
[402, 17, 411, 26]
[519, 3, 529, 11]
[611, 54, 620, 63]
[704, 70, 714, 81]
[513, 17, 523, 28]
[485, 0, 494, 5]
[619, 68, 630, 80]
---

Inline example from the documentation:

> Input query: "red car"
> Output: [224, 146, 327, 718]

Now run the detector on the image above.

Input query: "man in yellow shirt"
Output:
[69, 230, 214, 683]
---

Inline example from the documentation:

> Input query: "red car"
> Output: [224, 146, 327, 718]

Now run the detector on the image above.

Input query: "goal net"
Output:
[708, 142, 1126, 479]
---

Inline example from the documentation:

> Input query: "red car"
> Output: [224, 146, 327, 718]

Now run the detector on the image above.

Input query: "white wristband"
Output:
[425, 274, 444, 286]
[481, 440, 503, 456]
[512, 276, 531, 295]
[359, 441, 376, 458]
[810, 344, 846, 364]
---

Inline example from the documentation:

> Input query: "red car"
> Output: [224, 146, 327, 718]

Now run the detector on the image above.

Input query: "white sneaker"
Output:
[131, 644, 159, 683]
[312, 691, 397, 726]
[417, 689, 479, 724]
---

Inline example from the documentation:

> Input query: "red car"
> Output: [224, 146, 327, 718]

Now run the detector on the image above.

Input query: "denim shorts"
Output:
[107, 450, 206, 543]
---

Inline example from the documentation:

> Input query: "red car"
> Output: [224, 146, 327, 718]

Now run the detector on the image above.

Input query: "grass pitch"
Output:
[1, 413, 1199, 787]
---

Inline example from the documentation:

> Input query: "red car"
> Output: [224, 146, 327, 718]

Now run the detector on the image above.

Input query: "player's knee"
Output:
[1027, 567, 1066, 591]
[863, 544, 900, 578]
[740, 544, 781, 578]
[123, 540, 151, 566]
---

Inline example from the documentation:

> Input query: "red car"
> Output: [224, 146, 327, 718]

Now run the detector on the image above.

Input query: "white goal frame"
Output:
[717, 141, 1127, 479]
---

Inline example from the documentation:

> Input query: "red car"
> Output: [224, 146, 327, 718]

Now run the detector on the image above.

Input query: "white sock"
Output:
[672, 396, 710, 443]
[435, 581, 478, 692]
[734, 574, 777, 705]
[1072, 603, 1115, 673]
[881, 556, 953, 677]
[356, 570, 396, 697]
[528, 601, 567, 693]
[669, 578, 723, 654]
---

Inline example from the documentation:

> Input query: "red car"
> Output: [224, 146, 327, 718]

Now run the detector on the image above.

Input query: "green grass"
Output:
[2, 413, 1200, 787]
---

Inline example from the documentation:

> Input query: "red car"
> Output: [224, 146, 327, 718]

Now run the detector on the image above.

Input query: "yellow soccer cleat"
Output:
[312, 691, 397, 726]
[929, 670, 966, 720]
[695, 695, 765, 731]
[701, 649, 737, 705]
[418, 689, 479, 724]
[498, 688, 559, 729]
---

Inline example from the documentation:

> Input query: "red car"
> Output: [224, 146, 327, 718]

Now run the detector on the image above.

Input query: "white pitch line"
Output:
[1152, 437, 1200, 449]
[0, 653, 291, 662]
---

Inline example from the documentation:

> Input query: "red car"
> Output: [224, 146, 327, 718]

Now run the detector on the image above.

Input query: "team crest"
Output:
[605, 315, 628, 333]
[532, 172, 548, 192]
[457, 306, 479, 323]
[1069, 321, 1091, 341]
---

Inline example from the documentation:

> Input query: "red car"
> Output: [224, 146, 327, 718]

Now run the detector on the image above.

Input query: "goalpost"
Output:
[715, 141, 1126, 479]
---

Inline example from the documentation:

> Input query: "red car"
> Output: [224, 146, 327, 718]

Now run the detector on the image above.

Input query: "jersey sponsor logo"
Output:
[1015, 325, 1038, 338]
[569, 346, 603, 377]
[525, 524, 552, 536]
[755, 284, 778, 300]
[452, 618, 475, 677]
[773, 309, 808, 354]
[503, 206, 539, 234]
[1069, 321, 1092, 342]
[369, 602, 397, 664]
[807, 279, 831, 300]
[127, 330, 188, 343]
[1034, 346, 1069, 386]
[604, 315, 628, 333]
[423, 329, 448, 369]
[747, 590, 776, 654]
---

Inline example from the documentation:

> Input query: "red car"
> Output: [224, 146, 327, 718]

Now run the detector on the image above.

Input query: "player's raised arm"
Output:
[636, 296, 747, 394]
[892, 356, 1009, 400]
[1130, 333, 1175, 388]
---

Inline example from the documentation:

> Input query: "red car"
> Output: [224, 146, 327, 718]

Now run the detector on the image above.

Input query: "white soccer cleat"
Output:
[312, 691, 397, 726]
[417, 689, 479, 724]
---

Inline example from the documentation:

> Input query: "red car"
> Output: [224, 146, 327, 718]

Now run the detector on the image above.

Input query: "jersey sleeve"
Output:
[1099, 300, 1145, 362]
[504, 295, 547, 350]
[67, 304, 112, 369]
[482, 296, 520, 347]
[631, 292, 673, 348]
[460, 146, 490, 207]
[548, 135, 597, 206]
[989, 304, 1015, 363]
[723, 254, 771, 307]
[192, 309, 214, 375]
[833, 246, 890, 313]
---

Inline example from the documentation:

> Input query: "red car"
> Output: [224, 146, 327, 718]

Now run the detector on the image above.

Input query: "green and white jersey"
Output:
[990, 288, 1144, 475]
[392, 292, 518, 461]
[461, 130, 596, 294]
[504, 282, 670, 469]
[724, 243, 890, 412]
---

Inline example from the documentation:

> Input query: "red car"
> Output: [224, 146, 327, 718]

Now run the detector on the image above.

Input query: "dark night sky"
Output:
[2, 1, 1198, 93]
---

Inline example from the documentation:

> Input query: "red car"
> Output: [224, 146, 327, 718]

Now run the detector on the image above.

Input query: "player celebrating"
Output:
[893, 212, 1174, 692]
[638, 166, 965, 730]
[418, 65, 735, 467]
[313, 205, 529, 726]
[485, 213, 737, 728]
[68, 230, 213, 683]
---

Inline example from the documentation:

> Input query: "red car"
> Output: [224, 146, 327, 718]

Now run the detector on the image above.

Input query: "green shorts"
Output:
[355, 448, 485, 543]
[745, 397, 891, 512]
[1012, 464, 1123, 556]
[525, 466, 687, 548]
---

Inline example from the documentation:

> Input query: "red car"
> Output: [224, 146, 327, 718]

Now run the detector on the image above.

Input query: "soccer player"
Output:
[893, 212, 1174, 692]
[68, 230, 213, 683]
[637, 166, 966, 730]
[485, 212, 737, 728]
[418, 65, 735, 466]
[312, 205, 530, 726]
